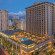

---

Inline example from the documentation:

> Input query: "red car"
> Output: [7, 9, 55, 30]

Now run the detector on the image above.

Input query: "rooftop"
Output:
[2, 29, 24, 35]
[26, 1, 54, 9]
[21, 40, 36, 46]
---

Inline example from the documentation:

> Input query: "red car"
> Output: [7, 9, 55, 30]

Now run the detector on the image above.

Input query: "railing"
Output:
[0, 34, 20, 47]
[21, 38, 53, 52]
[0, 33, 53, 53]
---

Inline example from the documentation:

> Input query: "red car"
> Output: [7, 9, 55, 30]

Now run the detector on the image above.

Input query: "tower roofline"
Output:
[26, 1, 54, 9]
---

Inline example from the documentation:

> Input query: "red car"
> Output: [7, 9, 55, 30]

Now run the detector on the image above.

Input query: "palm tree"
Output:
[45, 52, 50, 55]
[35, 50, 39, 55]
[49, 50, 54, 55]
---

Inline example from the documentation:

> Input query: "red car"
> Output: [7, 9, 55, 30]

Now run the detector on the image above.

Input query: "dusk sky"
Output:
[0, 0, 55, 19]
[0, 0, 54, 12]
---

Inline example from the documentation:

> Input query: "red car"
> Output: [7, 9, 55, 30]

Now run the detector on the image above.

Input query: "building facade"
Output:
[8, 20, 13, 27]
[17, 19, 26, 31]
[26, 2, 54, 36]
[54, 3, 55, 34]
[0, 9, 8, 31]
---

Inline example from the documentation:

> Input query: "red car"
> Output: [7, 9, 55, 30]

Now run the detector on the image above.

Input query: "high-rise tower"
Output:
[26, 2, 54, 36]
[0, 9, 8, 31]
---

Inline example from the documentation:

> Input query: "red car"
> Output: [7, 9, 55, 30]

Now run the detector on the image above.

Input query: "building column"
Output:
[20, 50, 22, 55]
[27, 46, 29, 55]
[27, 52, 29, 55]
[20, 46, 22, 55]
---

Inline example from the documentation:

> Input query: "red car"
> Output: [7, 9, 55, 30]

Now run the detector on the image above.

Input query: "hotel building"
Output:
[26, 2, 54, 36]
[54, 3, 55, 34]
[0, 29, 53, 55]
[0, 9, 8, 31]
[17, 19, 26, 31]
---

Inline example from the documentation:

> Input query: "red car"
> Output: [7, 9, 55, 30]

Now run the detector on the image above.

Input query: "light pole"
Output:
[16, 42, 18, 55]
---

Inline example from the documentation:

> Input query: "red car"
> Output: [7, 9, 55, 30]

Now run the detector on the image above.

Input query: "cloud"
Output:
[9, 11, 25, 16]
[9, 11, 26, 20]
